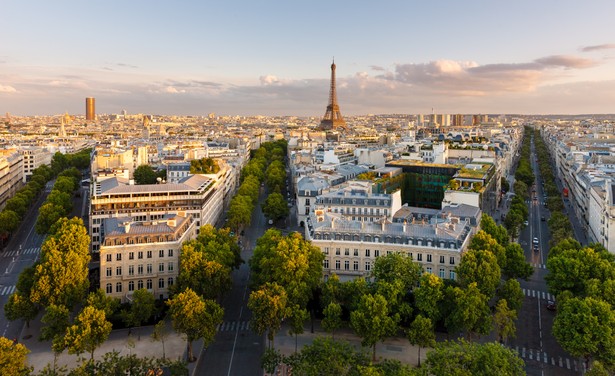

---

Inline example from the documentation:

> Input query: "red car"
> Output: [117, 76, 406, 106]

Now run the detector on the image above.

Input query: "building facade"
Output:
[0, 151, 24, 209]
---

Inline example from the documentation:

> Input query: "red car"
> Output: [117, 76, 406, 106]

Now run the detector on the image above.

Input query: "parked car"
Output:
[541, 216, 546, 221]
[546, 300, 556, 311]
[524, 220, 529, 226]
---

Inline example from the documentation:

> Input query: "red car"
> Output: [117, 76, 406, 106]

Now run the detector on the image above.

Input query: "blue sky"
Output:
[1, 1, 615, 116]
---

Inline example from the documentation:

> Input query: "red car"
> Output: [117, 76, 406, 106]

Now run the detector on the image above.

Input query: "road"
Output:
[506, 136, 583, 376]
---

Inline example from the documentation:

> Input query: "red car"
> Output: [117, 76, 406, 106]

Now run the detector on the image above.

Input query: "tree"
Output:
[51, 152, 69, 175]
[322, 302, 343, 339]
[446, 283, 492, 340]
[86, 289, 119, 317]
[64, 306, 112, 361]
[350, 293, 399, 361]
[190, 158, 220, 174]
[288, 305, 309, 353]
[176, 242, 232, 300]
[553, 296, 615, 370]
[31, 217, 91, 309]
[406, 314, 435, 366]
[46, 190, 72, 213]
[480, 214, 509, 246]
[261, 192, 289, 221]
[53, 176, 76, 193]
[40, 304, 70, 371]
[0, 210, 20, 237]
[5, 196, 28, 218]
[4, 292, 38, 328]
[167, 288, 223, 362]
[248, 282, 288, 348]
[133, 165, 158, 184]
[423, 339, 525, 376]
[372, 253, 422, 293]
[468, 230, 506, 270]
[195, 224, 242, 269]
[34, 203, 64, 235]
[503, 243, 533, 280]
[151, 320, 170, 360]
[288, 337, 370, 376]
[493, 299, 517, 345]
[497, 279, 524, 312]
[0, 336, 32, 376]
[457, 249, 501, 299]
[414, 272, 444, 322]
[227, 195, 254, 231]
[122, 288, 155, 333]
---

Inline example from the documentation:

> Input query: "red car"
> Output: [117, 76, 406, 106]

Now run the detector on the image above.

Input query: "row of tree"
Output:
[35, 167, 81, 235]
[504, 129, 532, 239]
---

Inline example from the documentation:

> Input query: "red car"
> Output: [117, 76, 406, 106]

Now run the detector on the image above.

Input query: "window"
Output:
[168, 277, 174, 287]
[106, 267, 112, 277]
[354, 249, 359, 256]
[335, 260, 340, 270]
[129, 252, 134, 260]
[450, 257, 455, 265]
[344, 248, 349, 256]
[168, 249, 174, 257]
[116, 282, 122, 293]
[116, 266, 122, 276]
[138, 251, 143, 259]
[146, 279, 152, 289]
[417, 253, 423, 261]
[106, 254, 112, 262]
[138, 265, 143, 275]
[159, 278, 165, 289]
[168, 262, 174, 272]
[128, 281, 134, 292]
[335, 248, 340, 255]
[116, 253, 122, 261]
[147, 251, 152, 259]
[440, 256, 445, 264]
[137, 280, 144, 289]
[427, 254, 432, 263]
[365, 262, 371, 271]
[324, 259, 329, 269]
[159, 263, 164, 272]
[353, 261, 359, 271]
[344, 260, 350, 270]
[147, 264, 152, 274]
[439, 268, 445, 278]
[374, 250, 380, 257]
[106, 283, 112, 294]
[128, 265, 134, 276]
[159, 250, 164, 258]
[426, 267, 432, 274]
[449, 271, 456, 280]
[365, 249, 371, 257]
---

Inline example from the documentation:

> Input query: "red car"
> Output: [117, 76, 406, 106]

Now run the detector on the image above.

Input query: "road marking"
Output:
[529, 349, 533, 360]
[1, 285, 16, 295]
[566, 358, 571, 369]
[559, 357, 563, 368]
[522, 347, 526, 358]
[574, 360, 578, 371]
[544, 352, 547, 363]
[551, 357, 555, 366]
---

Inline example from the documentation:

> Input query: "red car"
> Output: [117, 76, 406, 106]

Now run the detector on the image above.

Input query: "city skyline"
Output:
[1, 1, 615, 116]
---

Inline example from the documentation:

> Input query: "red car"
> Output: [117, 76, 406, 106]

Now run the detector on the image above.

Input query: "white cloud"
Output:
[163, 86, 185, 94]
[0, 84, 17, 93]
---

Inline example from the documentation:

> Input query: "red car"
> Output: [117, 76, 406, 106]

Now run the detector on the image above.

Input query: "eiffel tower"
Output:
[319, 59, 346, 131]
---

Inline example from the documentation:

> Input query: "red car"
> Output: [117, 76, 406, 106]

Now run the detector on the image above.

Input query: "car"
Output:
[268, 219, 273, 225]
[546, 300, 556, 311]
[541, 216, 546, 221]
[533, 237, 539, 245]
[523, 220, 529, 226]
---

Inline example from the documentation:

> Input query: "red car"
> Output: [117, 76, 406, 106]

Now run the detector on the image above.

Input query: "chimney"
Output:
[123, 222, 131, 233]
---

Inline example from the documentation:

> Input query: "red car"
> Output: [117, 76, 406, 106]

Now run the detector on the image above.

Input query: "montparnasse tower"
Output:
[319, 59, 346, 131]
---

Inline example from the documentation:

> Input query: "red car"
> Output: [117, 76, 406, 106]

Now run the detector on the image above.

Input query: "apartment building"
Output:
[0, 151, 24, 209]
[19, 146, 51, 183]
[99, 213, 196, 302]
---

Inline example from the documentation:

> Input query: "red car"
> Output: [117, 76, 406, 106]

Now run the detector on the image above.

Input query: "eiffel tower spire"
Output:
[320, 59, 346, 131]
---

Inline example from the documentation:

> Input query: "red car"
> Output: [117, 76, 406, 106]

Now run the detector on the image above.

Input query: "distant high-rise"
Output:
[86, 97, 95, 121]
[319, 60, 346, 131]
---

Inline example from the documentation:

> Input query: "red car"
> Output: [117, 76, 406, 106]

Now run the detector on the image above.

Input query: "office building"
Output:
[86, 97, 96, 121]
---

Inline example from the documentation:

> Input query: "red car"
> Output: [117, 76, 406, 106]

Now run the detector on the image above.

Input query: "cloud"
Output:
[534, 55, 596, 69]
[0, 84, 17, 93]
[259, 75, 282, 85]
[117, 63, 138, 69]
[369, 65, 385, 71]
[163, 86, 186, 94]
[581, 44, 615, 52]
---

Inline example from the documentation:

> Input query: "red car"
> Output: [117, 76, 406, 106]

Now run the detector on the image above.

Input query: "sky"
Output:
[1, 1, 615, 117]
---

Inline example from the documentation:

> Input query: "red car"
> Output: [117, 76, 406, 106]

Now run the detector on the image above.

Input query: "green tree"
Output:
[423, 339, 525, 376]
[4, 292, 38, 328]
[468, 230, 506, 269]
[64, 306, 112, 361]
[86, 289, 119, 317]
[121, 288, 155, 333]
[503, 243, 533, 280]
[51, 152, 69, 175]
[53, 175, 76, 193]
[414, 272, 444, 322]
[288, 305, 309, 353]
[372, 253, 422, 293]
[5, 196, 28, 218]
[133, 165, 158, 185]
[553, 296, 615, 370]
[0, 336, 32, 376]
[493, 299, 517, 345]
[480, 214, 509, 246]
[195, 224, 242, 269]
[167, 288, 223, 362]
[40, 304, 70, 371]
[190, 158, 220, 174]
[0, 210, 20, 237]
[457, 249, 501, 298]
[31, 217, 91, 309]
[350, 293, 399, 361]
[151, 320, 170, 360]
[248, 282, 288, 348]
[288, 337, 370, 376]
[46, 189, 72, 213]
[497, 279, 524, 312]
[406, 314, 435, 366]
[227, 195, 254, 231]
[322, 302, 343, 339]
[176, 242, 232, 300]
[262, 192, 289, 221]
[446, 283, 492, 340]
[35, 203, 64, 235]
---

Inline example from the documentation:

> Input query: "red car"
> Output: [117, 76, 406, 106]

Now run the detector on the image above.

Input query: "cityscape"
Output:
[1, 2, 615, 376]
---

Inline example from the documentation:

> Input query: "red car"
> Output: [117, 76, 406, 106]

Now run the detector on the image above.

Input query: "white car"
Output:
[524, 220, 529, 226]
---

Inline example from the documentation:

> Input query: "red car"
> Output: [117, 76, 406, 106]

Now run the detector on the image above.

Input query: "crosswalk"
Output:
[216, 320, 250, 332]
[522, 288, 555, 301]
[512, 346, 585, 372]
[525, 200, 547, 206]
[1, 247, 40, 257]
[0, 285, 16, 296]
[531, 263, 547, 269]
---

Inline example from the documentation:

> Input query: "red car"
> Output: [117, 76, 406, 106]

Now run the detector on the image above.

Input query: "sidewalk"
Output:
[21, 314, 202, 374]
